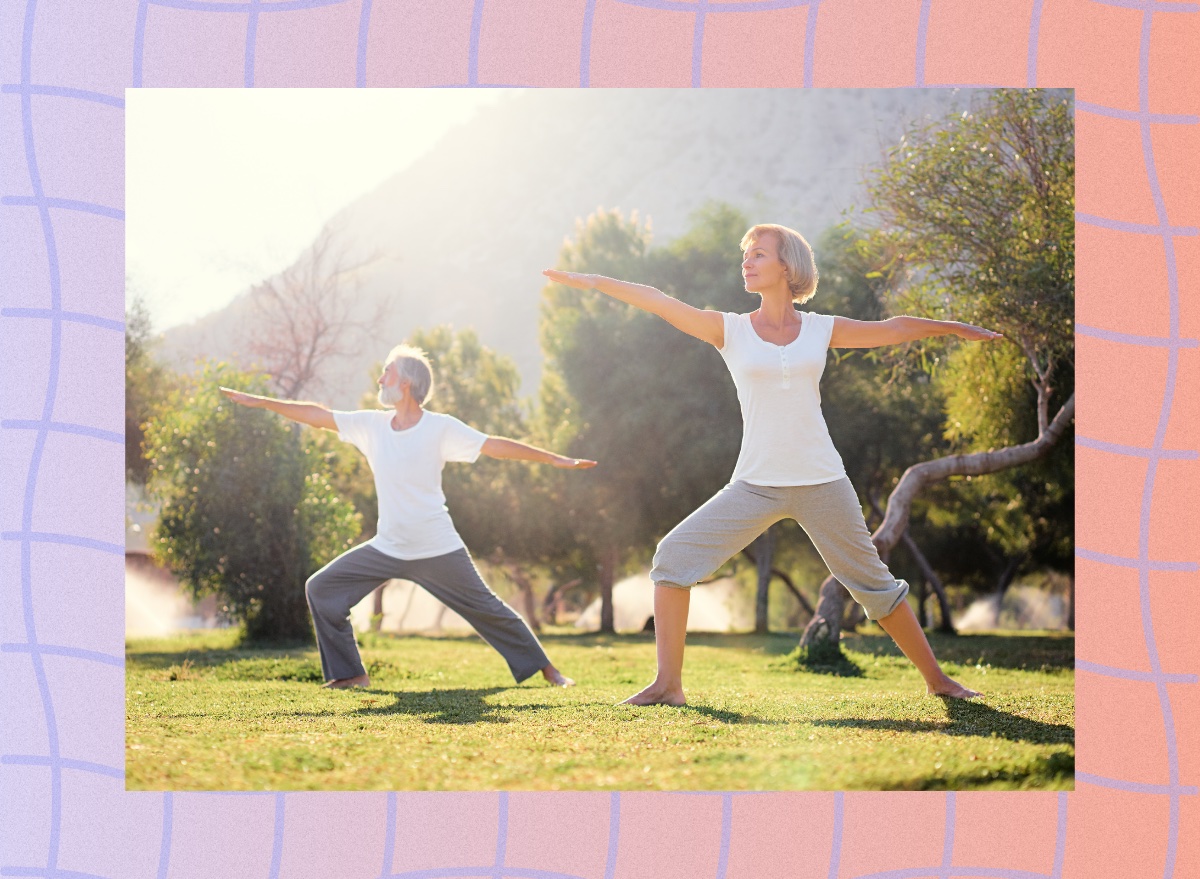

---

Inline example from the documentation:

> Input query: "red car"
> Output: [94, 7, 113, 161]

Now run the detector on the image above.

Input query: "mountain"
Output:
[160, 88, 970, 407]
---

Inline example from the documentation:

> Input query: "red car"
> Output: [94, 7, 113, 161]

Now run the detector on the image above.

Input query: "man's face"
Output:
[377, 361, 405, 406]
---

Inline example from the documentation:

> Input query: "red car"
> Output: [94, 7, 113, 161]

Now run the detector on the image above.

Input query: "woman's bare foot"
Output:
[927, 675, 981, 699]
[542, 665, 575, 687]
[620, 682, 686, 707]
[322, 674, 370, 689]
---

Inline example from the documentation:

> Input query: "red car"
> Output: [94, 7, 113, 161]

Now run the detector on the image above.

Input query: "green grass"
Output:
[126, 628, 1074, 791]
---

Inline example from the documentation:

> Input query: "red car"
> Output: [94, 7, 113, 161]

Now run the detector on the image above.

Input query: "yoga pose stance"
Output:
[221, 344, 594, 689]
[544, 223, 1000, 706]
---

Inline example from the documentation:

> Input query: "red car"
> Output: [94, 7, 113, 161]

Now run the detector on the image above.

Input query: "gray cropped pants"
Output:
[305, 543, 550, 684]
[651, 478, 909, 621]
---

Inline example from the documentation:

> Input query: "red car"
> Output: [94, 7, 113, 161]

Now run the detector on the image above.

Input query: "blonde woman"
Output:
[544, 223, 999, 706]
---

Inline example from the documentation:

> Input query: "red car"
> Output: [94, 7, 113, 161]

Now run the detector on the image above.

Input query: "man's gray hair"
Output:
[385, 344, 435, 404]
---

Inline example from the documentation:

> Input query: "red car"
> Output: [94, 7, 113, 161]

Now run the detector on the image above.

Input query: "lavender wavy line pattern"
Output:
[9, 3, 71, 877]
[0, 1, 1195, 878]
[1131, 7, 1191, 877]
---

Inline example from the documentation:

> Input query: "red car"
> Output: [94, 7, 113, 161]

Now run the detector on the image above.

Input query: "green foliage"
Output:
[860, 89, 1075, 586]
[864, 89, 1074, 425]
[410, 325, 577, 567]
[125, 293, 177, 485]
[539, 206, 748, 572]
[144, 362, 360, 643]
[816, 228, 947, 494]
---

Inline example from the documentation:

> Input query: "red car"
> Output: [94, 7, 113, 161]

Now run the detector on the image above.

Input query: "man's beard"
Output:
[378, 384, 402, 406]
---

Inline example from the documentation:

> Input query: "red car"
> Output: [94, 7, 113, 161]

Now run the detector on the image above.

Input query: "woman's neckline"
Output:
[747, 310, 804, 348]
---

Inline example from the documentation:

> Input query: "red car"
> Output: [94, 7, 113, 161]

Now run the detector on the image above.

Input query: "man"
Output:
[220, 344, 594, 689]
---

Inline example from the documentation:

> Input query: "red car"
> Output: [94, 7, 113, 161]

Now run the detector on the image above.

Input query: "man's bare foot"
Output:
[542, 665, 575, 687]
[620, 683, 686, 707]
[928, 676, 981, 699]
[322, 674, 370, 689]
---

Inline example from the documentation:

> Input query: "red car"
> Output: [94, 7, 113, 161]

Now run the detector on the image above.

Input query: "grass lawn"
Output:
[126, 628, 1073, 791]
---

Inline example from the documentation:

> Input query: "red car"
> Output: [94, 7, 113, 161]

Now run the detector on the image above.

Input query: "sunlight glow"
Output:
[127, 89, 516, 331]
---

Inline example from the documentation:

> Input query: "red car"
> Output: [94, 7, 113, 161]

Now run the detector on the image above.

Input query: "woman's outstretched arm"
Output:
[480, 436, 597, 469]
[542, 269, 724, 347]
[830, 316, 1003, 349]
[219, 387, 337, 430]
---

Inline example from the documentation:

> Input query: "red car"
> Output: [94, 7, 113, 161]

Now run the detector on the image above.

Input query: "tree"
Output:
[800, 89, 1075, 649]
[125, 291, 176, 485]
[242, 224, 384, 400]
[145, 363, 360, 643]
[540, 206, 747, 631]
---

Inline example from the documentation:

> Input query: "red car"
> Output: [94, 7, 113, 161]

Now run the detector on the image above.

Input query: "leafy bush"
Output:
[145, 362, 360, 643]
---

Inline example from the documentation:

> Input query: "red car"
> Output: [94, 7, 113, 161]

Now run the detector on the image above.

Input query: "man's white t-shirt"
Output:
[333, 409, 488, 560]
[718, 310, 847, 486]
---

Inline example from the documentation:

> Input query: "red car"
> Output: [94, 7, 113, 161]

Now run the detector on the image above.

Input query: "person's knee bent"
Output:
[305, 570, 329, 610]
[855, 578, 910, 622]
[649, 535, 696, 590]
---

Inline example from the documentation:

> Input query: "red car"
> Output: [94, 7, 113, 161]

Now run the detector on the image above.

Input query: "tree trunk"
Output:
[915, 577, 929, 628]
[490, 550, 541, 632]
[900, 530, 956, 634]
[753, 526, 775, 634]
[800, 393, 1074, 651]
[541, 577, 582, 626]
[598, 544, 617, 633]
[800, 574, 848, 650]
[740, 545, 815, 626]
[508, 567, 542, 634]
[990, 553, 1025, 628]
[873, 394, 1074, 552]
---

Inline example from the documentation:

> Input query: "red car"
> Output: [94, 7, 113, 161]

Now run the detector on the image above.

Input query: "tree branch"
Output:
[873, 392, 1074, 553]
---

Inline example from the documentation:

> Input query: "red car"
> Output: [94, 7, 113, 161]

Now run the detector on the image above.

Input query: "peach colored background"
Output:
[1, 1, 1197, 876]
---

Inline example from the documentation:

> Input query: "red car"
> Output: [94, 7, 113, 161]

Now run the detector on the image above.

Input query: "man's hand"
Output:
[551, 455, 598, 470]
[219, 387, 266, 407]
[542, 269, 596, 290]
[952, 323, 1004, 342]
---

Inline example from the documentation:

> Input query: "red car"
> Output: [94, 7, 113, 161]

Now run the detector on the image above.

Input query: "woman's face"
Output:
[741, 233, 788, 294]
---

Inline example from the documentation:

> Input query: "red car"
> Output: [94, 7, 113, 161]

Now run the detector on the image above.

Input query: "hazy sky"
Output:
[126, 89, 514, 331]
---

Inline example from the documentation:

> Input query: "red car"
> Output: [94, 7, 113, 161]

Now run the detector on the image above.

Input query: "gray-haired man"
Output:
[221, 344, 594, 689]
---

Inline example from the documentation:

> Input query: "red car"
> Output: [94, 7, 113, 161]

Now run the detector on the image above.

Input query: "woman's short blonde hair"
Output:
[385, 344, 435, 404]
[740, 224, 819, 303]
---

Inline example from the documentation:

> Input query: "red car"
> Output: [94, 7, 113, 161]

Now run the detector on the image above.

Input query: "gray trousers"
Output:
[651, 478, 909, 621]
[305, 543, 550, 683]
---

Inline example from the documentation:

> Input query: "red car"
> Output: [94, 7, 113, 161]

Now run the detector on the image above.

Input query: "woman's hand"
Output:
[953, 323, 1004, 342]
[542, 269, 596, 290]
[219, 387, 266, 407]
[552, 455, 598, 470]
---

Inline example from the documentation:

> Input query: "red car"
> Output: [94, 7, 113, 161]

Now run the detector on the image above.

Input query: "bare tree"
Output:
[244, 224, 385, 400]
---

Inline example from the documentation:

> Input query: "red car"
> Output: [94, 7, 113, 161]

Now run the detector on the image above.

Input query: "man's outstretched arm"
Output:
[480, 437, 597, 470]
[219, 387, 337, 431]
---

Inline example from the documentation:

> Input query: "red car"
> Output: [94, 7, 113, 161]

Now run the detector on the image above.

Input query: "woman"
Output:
[544, 223, 999, 706]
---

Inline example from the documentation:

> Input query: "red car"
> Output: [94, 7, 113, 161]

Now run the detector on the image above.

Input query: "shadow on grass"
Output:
[871, 749, 1075, 791]
[813, 699, 1074, 746]
[352, 687, 531, 724]
[343, 688, 778, 726]
[839, 631, 1075, 672]
[784, 642, 866, 677]
[675, 704, 778, 724]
